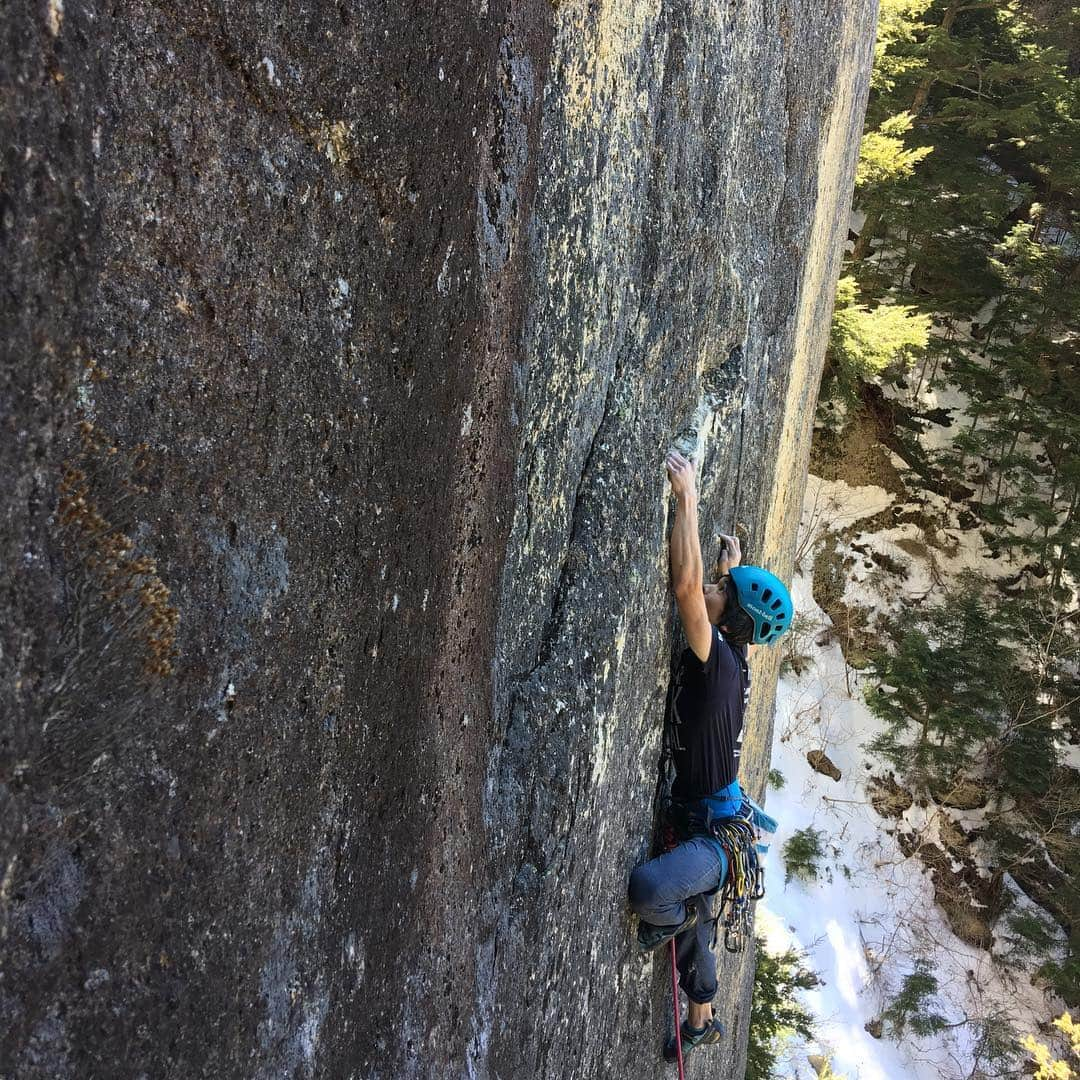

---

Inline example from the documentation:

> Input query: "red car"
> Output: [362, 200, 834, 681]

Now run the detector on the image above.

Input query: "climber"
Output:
[627, 449, 792, 1061]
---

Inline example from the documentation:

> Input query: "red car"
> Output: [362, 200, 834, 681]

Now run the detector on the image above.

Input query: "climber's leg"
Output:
[660, 883, 728, 1062]
[628, 837, 725, 930]
[628, 837, 723, 926]
[674, 890, 719, 1013]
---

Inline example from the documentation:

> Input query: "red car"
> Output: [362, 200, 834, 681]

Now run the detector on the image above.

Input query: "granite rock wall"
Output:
[1, 1, 875, 1076]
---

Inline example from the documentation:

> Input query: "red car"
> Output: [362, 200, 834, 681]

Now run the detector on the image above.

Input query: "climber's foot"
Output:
[662, 1016, 726, 1062]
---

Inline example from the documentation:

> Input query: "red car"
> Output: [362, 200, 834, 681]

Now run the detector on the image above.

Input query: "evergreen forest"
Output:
[804, 0, 1080, 1066]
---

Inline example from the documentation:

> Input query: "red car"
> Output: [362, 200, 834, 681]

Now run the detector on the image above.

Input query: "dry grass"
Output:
[812, 539, 879, 669]
[867, 774, 914, 818]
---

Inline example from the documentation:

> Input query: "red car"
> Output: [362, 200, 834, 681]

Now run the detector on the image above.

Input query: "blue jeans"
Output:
[628, 838, 729, 1004]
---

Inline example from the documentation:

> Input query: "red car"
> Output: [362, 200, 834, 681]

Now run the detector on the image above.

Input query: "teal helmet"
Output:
[728, 566, 793, 646]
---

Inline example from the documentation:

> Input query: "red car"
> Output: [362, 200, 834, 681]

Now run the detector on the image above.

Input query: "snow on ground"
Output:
[759, 473, 1058, 1080]
[880, 367, 975, 456]
[880, 367, 1063, 551]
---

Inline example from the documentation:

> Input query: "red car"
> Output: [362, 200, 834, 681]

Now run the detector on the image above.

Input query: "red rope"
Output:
[670, 937, 685, 1080]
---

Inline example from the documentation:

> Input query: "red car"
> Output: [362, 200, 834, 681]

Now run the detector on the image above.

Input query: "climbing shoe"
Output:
[636, 906, 698, 954]
[662, 1016, 726, 1062]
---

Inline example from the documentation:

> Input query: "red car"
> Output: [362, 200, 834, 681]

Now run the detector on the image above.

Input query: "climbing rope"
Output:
[670, 937, 686, 1080]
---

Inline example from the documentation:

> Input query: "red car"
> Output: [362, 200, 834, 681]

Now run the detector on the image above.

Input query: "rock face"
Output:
[1, 2, 875, 1077]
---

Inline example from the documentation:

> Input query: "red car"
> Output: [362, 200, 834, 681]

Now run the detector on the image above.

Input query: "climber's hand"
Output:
[717, 532, 742, 575]
[665, 450, 697, 502]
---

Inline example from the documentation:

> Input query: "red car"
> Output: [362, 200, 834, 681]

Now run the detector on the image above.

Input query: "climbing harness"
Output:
[663, 794, 776, 953]
[670, 938, 686, 1080]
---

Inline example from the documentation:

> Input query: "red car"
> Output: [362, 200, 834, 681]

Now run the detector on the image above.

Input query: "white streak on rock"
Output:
[46, 0, 63, 36]
[260, 57, 282, 86]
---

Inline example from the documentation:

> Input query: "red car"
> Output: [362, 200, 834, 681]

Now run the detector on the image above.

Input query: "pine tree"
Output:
[745, 937, 818, 1080]
[1023, 1013, 1080, 1079]
[833, 0, 1080, 1031]
[882, 960, 949, 1037]
[866, 580, 1017, 792]
[871, 0, 935, 97]
[941, 219, 1080, 588]
[850, 1, 1073, 308]
[825, 276, 932, 400]
[841, 0, 1080, 600]
[857, 112, 935, 190]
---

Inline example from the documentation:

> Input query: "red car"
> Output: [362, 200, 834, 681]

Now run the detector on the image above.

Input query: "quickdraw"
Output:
[708, 812, 762, 954]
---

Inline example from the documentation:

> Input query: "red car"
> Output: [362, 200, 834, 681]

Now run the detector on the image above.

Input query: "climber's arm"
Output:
[666, 451, 712, 663]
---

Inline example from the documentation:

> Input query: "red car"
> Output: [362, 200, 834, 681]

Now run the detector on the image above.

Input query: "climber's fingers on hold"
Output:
[665, 449, 692, 474]
[665, 450, 697, 498]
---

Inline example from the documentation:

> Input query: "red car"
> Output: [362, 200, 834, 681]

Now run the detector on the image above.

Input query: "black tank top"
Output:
[668, 626, 750, 800]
